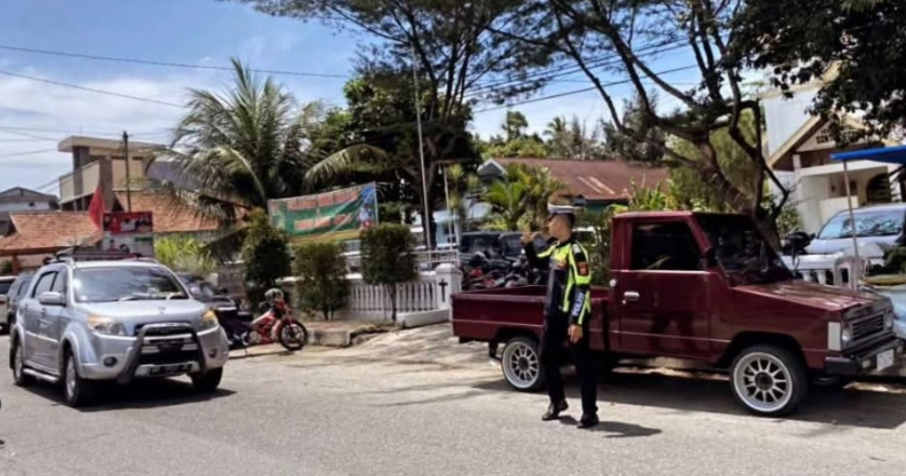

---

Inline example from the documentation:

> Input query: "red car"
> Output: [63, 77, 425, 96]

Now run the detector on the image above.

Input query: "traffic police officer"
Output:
[523, 204, 598, 429]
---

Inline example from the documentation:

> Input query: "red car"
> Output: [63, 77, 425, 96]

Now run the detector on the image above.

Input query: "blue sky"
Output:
[0, 0, 698, 194]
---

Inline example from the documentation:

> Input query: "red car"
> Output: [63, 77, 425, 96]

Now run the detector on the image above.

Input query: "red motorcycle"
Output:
[241, 290, 308, 351]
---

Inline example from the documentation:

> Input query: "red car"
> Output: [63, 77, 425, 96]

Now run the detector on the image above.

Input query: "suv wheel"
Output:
[191, 368, 223, 393]
[11, 338, 34, 387]
[730, 344, 808, 417]
[62, 351, 95, 408]
[501, 336, 544, 392]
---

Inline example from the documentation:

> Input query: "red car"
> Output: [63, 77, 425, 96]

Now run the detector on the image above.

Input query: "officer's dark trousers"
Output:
[541, 313, 598, 417]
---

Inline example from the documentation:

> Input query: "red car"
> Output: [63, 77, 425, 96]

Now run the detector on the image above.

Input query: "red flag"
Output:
[88, 185, 105, 230]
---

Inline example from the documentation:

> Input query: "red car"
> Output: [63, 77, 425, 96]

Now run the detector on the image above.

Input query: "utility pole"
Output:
[123, 131, 132, 212]
[411, 46, 432, 251]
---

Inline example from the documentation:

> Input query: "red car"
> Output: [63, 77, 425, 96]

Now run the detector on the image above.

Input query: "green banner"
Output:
[267, 183, 378, 242]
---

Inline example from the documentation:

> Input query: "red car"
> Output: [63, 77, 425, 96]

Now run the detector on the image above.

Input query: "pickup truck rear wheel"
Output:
[501, 336, 544, 392]
[730, 345, 808, 417]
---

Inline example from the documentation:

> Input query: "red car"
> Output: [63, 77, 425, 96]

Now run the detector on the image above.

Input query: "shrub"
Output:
[293, 242, 350, 321]
[1, 259, 12, 275]
[154, 235, 215, 275]
[241, 209, 291, 309]
[360, 224, 417, 322]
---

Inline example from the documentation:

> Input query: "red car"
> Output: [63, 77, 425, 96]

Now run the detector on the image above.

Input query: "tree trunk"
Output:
[389, 283, 398, 323]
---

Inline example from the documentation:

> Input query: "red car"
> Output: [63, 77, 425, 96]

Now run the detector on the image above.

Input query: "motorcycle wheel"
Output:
[278, 320, 308, 351]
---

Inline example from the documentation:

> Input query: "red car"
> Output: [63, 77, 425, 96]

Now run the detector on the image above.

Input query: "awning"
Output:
[831, 145, 906, 164]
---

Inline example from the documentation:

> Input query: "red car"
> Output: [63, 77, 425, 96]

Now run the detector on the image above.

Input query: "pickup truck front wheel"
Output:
[730, 345, 808, 417]
[501, 337, 544, 392]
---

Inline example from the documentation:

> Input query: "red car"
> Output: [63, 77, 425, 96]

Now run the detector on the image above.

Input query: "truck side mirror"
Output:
[704, 247, 718, 268]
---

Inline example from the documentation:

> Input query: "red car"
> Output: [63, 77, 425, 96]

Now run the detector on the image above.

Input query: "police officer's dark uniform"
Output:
[524, 205, 598, 428]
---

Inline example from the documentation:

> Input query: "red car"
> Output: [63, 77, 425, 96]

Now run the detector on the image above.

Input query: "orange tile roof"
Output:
[113, 191, 221, 233]
[488, 158, 668, 201]
[0, 211, 101, 255]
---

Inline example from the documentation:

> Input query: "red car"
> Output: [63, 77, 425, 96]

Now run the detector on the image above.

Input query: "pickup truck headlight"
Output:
[199, 309, 219, 330]
[841, 324, 853, 348]
[884, 312, 894, 330]
[87, 316, 127, 336]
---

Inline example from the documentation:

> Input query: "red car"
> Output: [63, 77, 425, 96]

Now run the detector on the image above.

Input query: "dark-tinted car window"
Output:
[14, 274, 35, 299]
[631, 222, 702, 271]
[32, 272, 56, 297]
[0, 280, 11, 295]
[51, 271, 67, 294]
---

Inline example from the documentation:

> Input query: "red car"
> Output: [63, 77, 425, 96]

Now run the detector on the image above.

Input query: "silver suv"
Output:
[9, 257, 230, 407]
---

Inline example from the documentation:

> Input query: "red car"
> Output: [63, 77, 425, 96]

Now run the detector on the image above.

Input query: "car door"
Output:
[22, 270, 56, 368]
[612, 219, 714, 359]
[42, 270, 69, 371]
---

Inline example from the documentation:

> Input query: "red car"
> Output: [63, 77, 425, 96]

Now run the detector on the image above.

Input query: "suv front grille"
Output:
[134, 322, 192, 337]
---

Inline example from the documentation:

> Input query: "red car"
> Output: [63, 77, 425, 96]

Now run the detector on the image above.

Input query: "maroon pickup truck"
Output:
[452, 211, 905, 416]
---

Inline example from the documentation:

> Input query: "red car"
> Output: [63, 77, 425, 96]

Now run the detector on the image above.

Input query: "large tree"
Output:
[232, 0, 547, 247]
[485, 0, 789, 237]
[736, 0, 906, 143]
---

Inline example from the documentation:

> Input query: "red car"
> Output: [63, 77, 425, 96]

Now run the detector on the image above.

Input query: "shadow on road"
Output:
[472, 369, 906, 430]
[19, 378, 235, 412]
[557, 416, 663, 438]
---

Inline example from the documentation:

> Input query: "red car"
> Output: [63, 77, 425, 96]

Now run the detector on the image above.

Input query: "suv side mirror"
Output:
[39, 291, 65, 306]
[704, 247, 718, 268]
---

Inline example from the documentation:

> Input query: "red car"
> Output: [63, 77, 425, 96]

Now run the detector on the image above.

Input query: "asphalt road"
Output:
[2, 331, 906, 476]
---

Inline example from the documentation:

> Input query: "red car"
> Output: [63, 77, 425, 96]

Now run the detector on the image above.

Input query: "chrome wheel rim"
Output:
[733, 352, 793, 413]
[502, 341, 540, 390]
[65, 358, 77, 399]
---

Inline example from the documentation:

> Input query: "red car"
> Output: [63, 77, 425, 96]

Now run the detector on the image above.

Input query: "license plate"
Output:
[149, 364, 191, 376]
[877, 349, 895, 371]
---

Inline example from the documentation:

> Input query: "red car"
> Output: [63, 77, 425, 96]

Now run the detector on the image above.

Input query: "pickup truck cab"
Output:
[452, 212, 904, 416]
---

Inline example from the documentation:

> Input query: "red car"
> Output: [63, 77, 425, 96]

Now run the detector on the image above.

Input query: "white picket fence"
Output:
[282, 263, 462, 328]
[783, 254, 880, 289]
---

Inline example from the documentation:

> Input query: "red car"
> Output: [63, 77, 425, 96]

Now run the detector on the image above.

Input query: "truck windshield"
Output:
[696, 215, 793, 285]
[817, 209, 905, 239]
[73, 267, 188, 303]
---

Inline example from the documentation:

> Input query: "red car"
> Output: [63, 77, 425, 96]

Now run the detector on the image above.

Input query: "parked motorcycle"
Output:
[220, 289, 308, 352]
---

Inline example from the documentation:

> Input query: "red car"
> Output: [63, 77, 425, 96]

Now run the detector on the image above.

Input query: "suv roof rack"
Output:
[44, 248, 158, 266]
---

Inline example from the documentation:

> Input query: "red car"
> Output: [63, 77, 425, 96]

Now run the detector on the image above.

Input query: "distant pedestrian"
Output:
[523, 204, 598, 429]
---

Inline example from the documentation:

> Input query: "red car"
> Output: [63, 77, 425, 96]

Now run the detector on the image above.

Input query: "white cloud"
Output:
[0, 67, 222, 194]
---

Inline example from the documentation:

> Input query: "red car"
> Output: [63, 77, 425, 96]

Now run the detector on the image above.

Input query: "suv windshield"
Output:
[696, 214, 793, 285]
[73, 266, 188, 303]
[817, 209, 905, 239]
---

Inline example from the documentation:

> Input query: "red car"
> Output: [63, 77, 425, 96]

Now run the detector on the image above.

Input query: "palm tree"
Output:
[483, 179, 528, 231]
[445, 164, 481, 241]
[154, 58, 384, 225]
[481, 163, 565, 231]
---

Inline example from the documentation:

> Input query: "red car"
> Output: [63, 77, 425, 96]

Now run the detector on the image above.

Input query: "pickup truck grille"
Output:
[852, 313, 886, 341]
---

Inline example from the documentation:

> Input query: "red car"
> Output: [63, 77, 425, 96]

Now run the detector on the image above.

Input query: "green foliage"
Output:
[484, 136, 549, 159]
[669, 111, 761, 213]
[601, 92, 666, 164]
[0, 259, 12, 275]
[775, 200, 803, 237]
[737, 0, 906, 142]
[154, 59, 384, 227]
[481, 163, 565, 231]
[544, 115, 605, 160]
[154, 235, 215, 275]
[292, 242, 350, 321]
[360, 224, 417, 321]
[241, 209, 291, 308]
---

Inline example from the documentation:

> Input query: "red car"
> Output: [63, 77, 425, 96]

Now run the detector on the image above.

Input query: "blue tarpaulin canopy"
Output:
[831, 145, 906, 164]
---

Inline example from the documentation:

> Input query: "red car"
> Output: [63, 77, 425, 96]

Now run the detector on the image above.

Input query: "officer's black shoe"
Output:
[541, 401, 569, 421]
[577, 414, 599, 429]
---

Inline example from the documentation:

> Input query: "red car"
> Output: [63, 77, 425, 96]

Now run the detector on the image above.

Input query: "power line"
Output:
[0, 148, 58, 159]
[0, 128, 58, 141]
[0, 43, 349, 79]
[0, 69, 184, 108]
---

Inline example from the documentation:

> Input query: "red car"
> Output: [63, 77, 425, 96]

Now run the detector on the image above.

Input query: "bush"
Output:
[293, 242, 350, 321]
[360, 224, 417, 322]
[155, 235, 215, 275]
[1, 259, 12, 275]
[241, 209, 291, 309]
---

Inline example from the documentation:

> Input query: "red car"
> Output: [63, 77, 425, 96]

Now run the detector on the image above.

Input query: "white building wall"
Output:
[763, 87, 820, 156]
[0, 201, 54, 212]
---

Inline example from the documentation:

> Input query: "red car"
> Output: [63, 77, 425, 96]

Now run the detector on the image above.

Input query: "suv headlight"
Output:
[200, 309, 219, 330]
[87, 316, 127, 336]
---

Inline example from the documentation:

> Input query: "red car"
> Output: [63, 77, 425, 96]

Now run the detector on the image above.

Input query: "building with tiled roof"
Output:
[477, 158, 668, 210]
